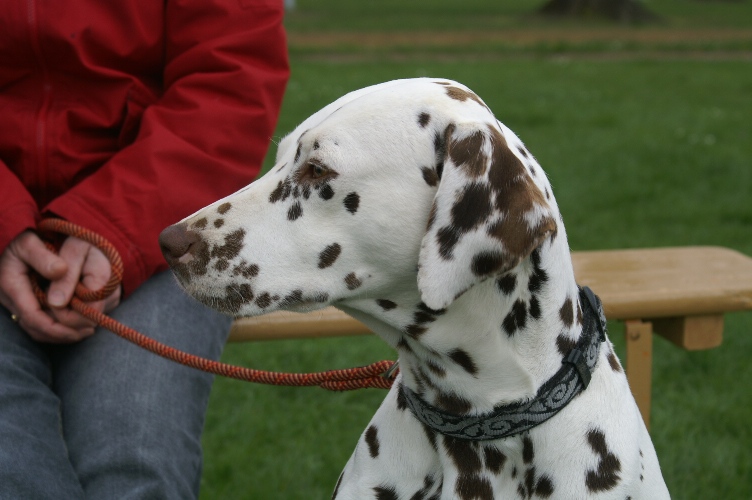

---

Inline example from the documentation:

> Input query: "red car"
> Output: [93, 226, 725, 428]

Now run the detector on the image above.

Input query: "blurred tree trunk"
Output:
[538, 0, 661, 23]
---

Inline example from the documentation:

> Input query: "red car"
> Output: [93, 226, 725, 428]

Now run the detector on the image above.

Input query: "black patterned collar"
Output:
[400, 286, 607, 441]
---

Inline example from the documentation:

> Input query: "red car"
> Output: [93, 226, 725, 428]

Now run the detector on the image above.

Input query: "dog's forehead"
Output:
[277, 78, 482, 161]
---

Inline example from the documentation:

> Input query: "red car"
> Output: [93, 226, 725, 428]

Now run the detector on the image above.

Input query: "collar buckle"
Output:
[564, 348, 592, 389]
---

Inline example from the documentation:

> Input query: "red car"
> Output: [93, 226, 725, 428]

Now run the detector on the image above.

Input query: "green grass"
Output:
[283, 0, 752, 32]
[200, 3, 752, 498]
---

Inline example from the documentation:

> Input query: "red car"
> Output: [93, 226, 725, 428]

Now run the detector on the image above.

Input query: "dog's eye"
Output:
[309, 162, 326, 178]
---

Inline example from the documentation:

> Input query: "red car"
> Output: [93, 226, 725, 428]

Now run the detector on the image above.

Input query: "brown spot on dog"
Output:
[556, 334, 577, 357]
[232, 262, 259, 279]
[412, 309, 436, 325]
[204, 282, 254, 314]
[586, 428, 622, 492]
[449, 129, 487, 177]
[418, 302, 446, 316]
[318, 243, 342, 269]
[217, 202, 232, 214]
[522, 436, 535, 464]
[343, 192, 360, 214]
[365, 425, 380, 458]
[192, 217, 208, 230]
[373, 485, 398, 500]
[502, 300, 527, 336]
[496, 274, 517, 295]
[443, 436, 482, 475]
[426, 359, 446, 378]
[255, 292, 273, 309]
[437, 227, 461, 260]
[411, 475, 440, 500]
[471, 251, 504, 277]
[421, 166, 439, 187]
[528, 252, 548, 294]
[452, 183, 494, 232]
[280, 290, 303, 307]
[288, 202, 303, 221]
[529, 296, 541, 320]
[444, 86, 486, 108]
[434, 128, 450, 179]
[318, 183, 335, 200]
[448, 348, 478, 376]
[211, 229, 245, 261]
[344, 272, 362, 290]
[535, 476, 554, 497]
[521, 468, 554, 499]
[484, 446, 507, 474]
[560, 297, 574, 327]
[214, 218, 224, 228]
[456, 474, 493, 500]
[406, 324, 428, 337]
[214, 259, 229, 272]
[418, 112, 431, 127]
[435, 182, 494, 260]
[436, 393, 472, 415]
[269, 177, 292, 203]
[376, 299, 397, 310]
[396, 386, 409, 410]
[607, 348, 623, 373]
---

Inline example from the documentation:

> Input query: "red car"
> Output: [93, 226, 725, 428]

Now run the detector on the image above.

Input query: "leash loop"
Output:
[32, 218, 398, 391]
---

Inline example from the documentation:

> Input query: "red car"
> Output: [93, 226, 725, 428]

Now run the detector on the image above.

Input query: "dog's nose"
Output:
[159, 223, 201, 266]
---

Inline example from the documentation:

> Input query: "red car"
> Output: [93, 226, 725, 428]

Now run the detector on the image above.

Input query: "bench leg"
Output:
[624, 319, 653, 430]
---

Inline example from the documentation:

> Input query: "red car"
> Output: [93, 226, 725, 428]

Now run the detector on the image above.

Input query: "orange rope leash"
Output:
[33, 218, 397, 391]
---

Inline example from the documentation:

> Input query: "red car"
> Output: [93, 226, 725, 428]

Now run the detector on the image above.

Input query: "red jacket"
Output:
[0, 0, 289, 296]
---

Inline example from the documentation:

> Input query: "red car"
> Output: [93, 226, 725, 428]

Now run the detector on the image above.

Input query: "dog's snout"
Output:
[159, 223, 201, 265]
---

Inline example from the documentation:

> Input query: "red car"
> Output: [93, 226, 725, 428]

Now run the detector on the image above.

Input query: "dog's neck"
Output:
[339, 237, 582, 415]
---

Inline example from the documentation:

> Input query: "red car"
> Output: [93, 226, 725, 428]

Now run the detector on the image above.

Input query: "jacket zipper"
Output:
[27, 0, 52, 204]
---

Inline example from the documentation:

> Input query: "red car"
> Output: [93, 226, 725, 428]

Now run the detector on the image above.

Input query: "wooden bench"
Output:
[229, 246, 752, 427]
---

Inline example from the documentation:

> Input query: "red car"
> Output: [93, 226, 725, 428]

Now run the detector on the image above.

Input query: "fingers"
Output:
[0, 232, 80, 342]
[47, 237, 89, 308]
[1, 232, 119, 343]
[47, 240, 120, 332]
[10, 231, 68, 280]
[15, 305, 94, 343]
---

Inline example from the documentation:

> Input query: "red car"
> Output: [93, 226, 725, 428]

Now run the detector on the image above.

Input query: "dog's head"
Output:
[160, 78, 557, 316]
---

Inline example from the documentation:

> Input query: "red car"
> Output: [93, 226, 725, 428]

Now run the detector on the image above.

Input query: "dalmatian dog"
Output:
[159, 78, 669, 499]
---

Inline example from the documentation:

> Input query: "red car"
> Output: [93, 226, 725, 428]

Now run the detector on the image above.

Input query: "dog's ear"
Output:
[417, 122, 557, 310]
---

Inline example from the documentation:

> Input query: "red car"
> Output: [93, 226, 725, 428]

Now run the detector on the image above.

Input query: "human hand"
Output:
[0, 231, 121, 343]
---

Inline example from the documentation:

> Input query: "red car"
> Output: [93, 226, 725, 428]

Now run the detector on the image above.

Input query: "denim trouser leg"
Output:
[0, 271, 231, 499]
[0, 316, 85, 499]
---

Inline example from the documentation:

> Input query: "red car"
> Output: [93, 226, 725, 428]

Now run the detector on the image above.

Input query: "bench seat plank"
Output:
[571, 246, 752, 320]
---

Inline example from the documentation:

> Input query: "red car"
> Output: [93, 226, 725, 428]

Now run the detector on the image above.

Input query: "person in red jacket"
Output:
[0, 1, 288, 497]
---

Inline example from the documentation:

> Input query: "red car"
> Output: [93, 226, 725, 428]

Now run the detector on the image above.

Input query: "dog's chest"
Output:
[335, 384, 573, 500]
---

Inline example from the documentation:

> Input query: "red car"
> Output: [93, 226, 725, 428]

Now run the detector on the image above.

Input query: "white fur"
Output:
[165, 78, 669, 499]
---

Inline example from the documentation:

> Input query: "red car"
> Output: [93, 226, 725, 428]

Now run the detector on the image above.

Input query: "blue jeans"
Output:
[0, 271, 231, 499]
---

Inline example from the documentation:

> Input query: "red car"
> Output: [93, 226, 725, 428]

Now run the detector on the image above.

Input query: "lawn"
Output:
[200, 2, 752, 498]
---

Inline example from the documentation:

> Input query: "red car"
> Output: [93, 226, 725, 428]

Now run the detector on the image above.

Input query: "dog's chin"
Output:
[281, 301, 330, 315]
[179, 282, 333, 318]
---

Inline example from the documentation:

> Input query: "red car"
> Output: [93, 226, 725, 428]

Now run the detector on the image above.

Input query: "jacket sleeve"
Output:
[45, 0, 289, 297]
[0, 161, 39, 253]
